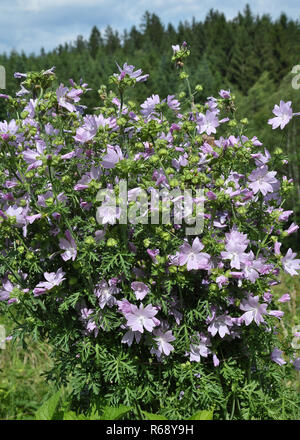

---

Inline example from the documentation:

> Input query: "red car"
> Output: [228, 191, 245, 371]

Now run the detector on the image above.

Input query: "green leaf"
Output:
[97, 405, 132, 420]
[63, 411, 87, 420]
[142, 411, 168, 420]
[188, 409, 214, 420]
[35, 390, 62, 420]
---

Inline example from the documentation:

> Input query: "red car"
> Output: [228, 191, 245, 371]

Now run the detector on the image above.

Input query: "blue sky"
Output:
[0, 0, 299, 55]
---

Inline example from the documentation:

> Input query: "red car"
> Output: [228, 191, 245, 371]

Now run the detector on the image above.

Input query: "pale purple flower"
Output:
[251, 149, 271, 167]
[121, 329, 142, 346]
[219, 89, 231, 99]
[56, 84, 77, 112]
[166, 95, 180, 111]
[282, 248, 300, 276]
[207, 313, 233, 338]
[131, 282, 150, 300]
[196, 110, 219, 135]
[115, 62, 149, 82]
[147, 248, 159, 264]
[59, 230, 77, 261]
[74, 165, 102, 191]
[189, 333, 211, 362]
[0, 278, 15, 301]
[141, 94, 160, 118]
[16, 84, 30, 97]
[216, 275, 229, 289]
[117, 299, 135, 317]
[278, 293, 291, 303]
[274, 241, 281, 255]
[24, 99, 38, 118]
[96, 203, 121, 225]
[263, 291, 273, 302]
[0, 120, 19, 137]
[293, 358, 300, 371]
[95, 279, 120, 309]
[152, 329, 175, 356]
[268, 100, 293, 129]
[172, 44, 180, 53]
[221, 229, 249, 270]
[79, 307, 99, 337]
[126, 303, 159, 333]
[14, 72, 27, 78]
[176, 237, 210, 271]
[268, 310, 284, 319]
[74, 115, 99, 143]
[286, 222, 299, 235]
[26, 213, 42, 224]
[240, 294, 268, 326]
[22, 140, 46, 171]
[278, 210, 293, 222]
[42, 66, 56, 75]
[33, 268, 66, 296]
[5, 205, 26, 226]
[248, 166, 278, 196]
[102, 145, 123, 169]
[213, 353, 220, 367]
[271, 348, 286, 366]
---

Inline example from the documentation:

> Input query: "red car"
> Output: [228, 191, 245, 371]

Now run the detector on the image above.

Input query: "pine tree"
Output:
[88, 26, 103, 59]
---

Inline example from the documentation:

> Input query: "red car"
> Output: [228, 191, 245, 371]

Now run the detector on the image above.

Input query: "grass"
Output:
[0, 273, 299, 420]
[0, 315, 55, 420]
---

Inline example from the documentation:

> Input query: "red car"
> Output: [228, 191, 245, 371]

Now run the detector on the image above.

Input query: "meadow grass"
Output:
[0, 273, 299, 420]
[0, 315, 54, 420]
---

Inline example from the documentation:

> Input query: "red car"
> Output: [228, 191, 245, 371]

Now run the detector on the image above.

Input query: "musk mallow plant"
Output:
[0, 43, 299, 420]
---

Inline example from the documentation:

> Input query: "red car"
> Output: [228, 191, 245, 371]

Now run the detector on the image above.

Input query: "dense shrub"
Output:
[0, 44, 299, 419]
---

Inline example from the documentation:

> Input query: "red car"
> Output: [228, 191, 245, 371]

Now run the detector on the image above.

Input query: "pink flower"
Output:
[126, 303, 160, 333]
[177, 237, 210, 271]
[207, 312, 233, 338]
[271, 348, 286, 366]
[131, 282, 149, 300]
[189, 333, 211, 362]
[147, 249, 159, 264]
[282, 248, 300, 276]
[278, 293, 291, 303]
[219, 89, 231, 99]
[141, 94, 160, 118]
[196, 110, 219, 135]
[95, 279, 120, 309]
[171, 44, 180, 53]
[59, 230, 77, 261]
[268, 100, 293, 130]
[115, 62, 148, 82]
[121, 329, 142, 346]
[102, 145, 123, 169]
[268, 310, 284, 319]
[240, 294, 268, 326]
[33, 268, 66, 296]
[152, 329, 175, 356]
[286, 222, 299, 235]
[0, 278, 15, 301]
[248, 166, 278, 196]
[22, 140, 46, 171]
[221, 228, 249, 270]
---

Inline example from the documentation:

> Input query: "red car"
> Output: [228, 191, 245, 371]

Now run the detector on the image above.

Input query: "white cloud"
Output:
[0, 0, 299, 54]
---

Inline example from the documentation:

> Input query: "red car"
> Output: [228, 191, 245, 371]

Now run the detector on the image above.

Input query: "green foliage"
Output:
[35, 389, 62, 420]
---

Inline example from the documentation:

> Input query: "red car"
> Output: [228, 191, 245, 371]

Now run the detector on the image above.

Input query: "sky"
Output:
[0, 0, 299, 55]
